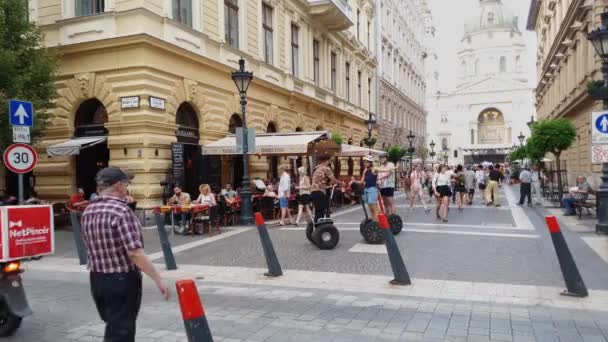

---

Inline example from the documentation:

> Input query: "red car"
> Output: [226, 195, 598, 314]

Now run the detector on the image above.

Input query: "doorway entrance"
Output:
[74, 98, 109, 199]
[175, 102, 202, 197]
[267, 121, 278, 181]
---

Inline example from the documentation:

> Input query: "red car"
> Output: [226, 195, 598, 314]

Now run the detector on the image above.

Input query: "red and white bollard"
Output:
[176, 279, 214, 342]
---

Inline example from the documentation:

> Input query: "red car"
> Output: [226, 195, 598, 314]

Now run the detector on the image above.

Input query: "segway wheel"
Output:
[388, 214, 403, 236]
[360, 221, 384, 244]
[306, 221, 316, 245]
[312, 224, 340, 250]
[360, 218, 372, 231]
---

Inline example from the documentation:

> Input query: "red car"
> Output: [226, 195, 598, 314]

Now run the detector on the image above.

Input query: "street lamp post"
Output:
[429, 140, 436, 168]
[527, 115, 536, 130]
[232, 58, 254, 225]
[518, 132, 525, 147]
[586, 11, 608, 234]
[406, 130, 416, 172]
[364, 112, 377, 148]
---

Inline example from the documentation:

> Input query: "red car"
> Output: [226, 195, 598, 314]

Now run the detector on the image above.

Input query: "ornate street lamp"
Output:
[526, 115, 536, 130]
[587, 10, 608, 234]
[363, 112, 377, 148]
[518, 131, 525, 147]
[429, 140, 436, 168]
[406, 130, 416, 171]
[232, 58, 254, 225]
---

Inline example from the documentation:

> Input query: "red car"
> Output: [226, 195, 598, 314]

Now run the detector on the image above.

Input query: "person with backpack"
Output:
[453, 165, 467, 211]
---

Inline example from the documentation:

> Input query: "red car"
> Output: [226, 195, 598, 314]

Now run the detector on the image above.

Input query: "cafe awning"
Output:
[339, 144, 386, 157]
[46, 136, 107, 157]
[201, 131, 337, 156]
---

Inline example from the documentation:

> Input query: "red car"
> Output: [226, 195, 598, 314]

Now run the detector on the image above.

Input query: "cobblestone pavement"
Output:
[6, 269, 608, 342]
[6, 185, 608, 341]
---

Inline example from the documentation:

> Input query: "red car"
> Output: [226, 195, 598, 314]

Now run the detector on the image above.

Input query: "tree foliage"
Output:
[0, 0, 57, 150]
[509, 146, 526, 162]
[386, 146, 406, 163]
[330, 132, 344, 145]
[415, 145, 429, 161]
[528, 119, 576, 158]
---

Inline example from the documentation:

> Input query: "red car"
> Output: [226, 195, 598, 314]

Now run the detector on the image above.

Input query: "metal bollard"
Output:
[155, 211, 178, 270]
[545, 216, 588, 297]
[176, 279, 214, 342]
[254, 212, 283, 277]
[70, 211, 87, 265]
[378, 213, 411, 285]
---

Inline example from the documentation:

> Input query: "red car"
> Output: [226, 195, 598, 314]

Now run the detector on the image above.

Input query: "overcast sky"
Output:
[427, 0, 537, 92]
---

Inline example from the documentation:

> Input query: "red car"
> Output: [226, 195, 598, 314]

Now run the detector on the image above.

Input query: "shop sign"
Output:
[1, 205, 54, 262]
[149, 96, 166, 110]
[120, 96, 140, 109]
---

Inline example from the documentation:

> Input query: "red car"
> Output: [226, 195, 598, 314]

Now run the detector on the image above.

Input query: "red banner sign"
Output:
[1, 206, 54, 261]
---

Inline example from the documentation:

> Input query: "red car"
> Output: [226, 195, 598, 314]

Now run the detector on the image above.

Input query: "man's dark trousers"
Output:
[90, 271, 142, 342]
[519, 182, 532, 205]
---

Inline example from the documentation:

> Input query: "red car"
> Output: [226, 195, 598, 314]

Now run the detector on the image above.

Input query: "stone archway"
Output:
[477, 108, 506, 144]
[228, 113, 243, 187]
[73, 98, 109, 198]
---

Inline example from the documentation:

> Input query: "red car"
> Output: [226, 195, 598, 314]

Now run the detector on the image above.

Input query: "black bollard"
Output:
[254, 212, 283, 277]
[545, 216, 588, 297]
[378, 213, 411, 285]
[70, 211, 88, 265]
[176, 279, 214, 342]
[155, 212, 177, 270]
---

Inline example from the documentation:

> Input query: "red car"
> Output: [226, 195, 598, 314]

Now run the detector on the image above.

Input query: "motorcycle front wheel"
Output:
[0, 302, 22, 337]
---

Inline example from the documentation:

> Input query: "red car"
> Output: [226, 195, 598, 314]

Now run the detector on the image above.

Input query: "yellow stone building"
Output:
[527, 0, 603, 186]
[28, 0, 378, 207]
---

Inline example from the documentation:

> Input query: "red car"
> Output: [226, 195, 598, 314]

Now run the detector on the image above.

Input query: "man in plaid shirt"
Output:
[82, 167, 169, 341]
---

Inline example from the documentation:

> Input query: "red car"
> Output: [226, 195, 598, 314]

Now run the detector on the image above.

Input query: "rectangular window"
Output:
[330, 52, 337, 92]
[367, 78, 372, 111]
[357, 71, 362, 106]
[356, 9, 360, 41]
[313, 39, 320, 86]
[172, 0, 192, 26]
[345, 62, 350, 101]
[224, 0, 239, 48]
[262, 4, 274, 64]
[367, 20, 371, 49]
[291, 24, 299, 77]
[76, 0, 104, 16]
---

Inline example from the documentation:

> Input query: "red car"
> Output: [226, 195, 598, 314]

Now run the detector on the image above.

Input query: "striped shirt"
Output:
[82, 195, 143, 273]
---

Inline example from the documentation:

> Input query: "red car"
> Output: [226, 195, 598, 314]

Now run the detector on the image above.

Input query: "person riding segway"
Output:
[378, 154, 403, 235]
[357, 155, 398, 244]
[307, 154, 340, 249]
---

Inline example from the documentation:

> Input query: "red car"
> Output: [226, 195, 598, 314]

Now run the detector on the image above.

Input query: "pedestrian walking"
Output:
[82, 167, 169, 342]
[531, 164, 545, 205]
[432, 165, 452, 223]
[518, 165, 532, 206]
[356, 155, 397, 222]
[278, 165, 294, 226]
[464, 166, 476, 205]
[295, 166, 312, 226]
[485, 165, 502, 207]
[409, 165, 431, 213]
[453, 165, 467, 211]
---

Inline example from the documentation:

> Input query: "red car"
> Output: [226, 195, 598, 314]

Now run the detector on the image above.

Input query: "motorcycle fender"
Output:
[0, 275, 32, 318]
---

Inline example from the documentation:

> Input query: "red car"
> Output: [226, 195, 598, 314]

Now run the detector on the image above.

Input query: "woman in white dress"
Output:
[295, 166, 312, 225]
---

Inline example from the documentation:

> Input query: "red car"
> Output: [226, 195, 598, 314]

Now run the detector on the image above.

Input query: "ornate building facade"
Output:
[23, 0, 378, 206]
[376, 0, 429, 149]
[527, 0, 604, 186]
[427, 0, 535, 165]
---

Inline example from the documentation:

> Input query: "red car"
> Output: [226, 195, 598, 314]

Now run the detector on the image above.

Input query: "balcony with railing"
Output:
[307, 0, 354, 31]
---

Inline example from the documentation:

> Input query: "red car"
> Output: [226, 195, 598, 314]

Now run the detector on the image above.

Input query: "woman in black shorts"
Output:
[453, 164, 467, 211]
[295, 166, 312, 225]
[432, 165, 452, 223]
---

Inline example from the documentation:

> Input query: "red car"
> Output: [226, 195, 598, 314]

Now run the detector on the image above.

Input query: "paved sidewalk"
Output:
[9, 267, 608, 342]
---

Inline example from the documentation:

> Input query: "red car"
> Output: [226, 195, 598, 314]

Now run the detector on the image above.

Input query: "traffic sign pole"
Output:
[18, 174, 23, 204]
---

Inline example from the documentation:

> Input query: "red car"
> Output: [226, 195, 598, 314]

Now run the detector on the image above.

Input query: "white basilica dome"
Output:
[463, 0, 520, 37]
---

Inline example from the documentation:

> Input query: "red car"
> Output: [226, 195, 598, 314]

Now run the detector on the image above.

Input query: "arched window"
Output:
[267, 121, 277, 133]
[499, 56, 506, 73]
[441, 138, 448, 151]
[228, 113, 242, 134]
[477, 108, 506, 144]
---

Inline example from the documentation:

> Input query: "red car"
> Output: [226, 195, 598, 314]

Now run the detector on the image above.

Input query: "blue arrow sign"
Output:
[596, 113, 608, 134]
[8, 100, 34, 127]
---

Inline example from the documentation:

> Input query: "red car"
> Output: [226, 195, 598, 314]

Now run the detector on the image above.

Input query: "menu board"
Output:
[171, 143, 185, 187]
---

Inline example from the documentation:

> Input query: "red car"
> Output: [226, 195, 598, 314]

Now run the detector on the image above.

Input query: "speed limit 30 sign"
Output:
[3, 143, 38, 174]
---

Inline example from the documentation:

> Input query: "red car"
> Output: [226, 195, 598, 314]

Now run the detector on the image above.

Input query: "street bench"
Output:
[574, 189, 596, 219]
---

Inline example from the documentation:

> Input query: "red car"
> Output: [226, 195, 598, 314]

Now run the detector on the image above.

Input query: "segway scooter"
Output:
[359, 188, 402, 244]
[378, 192, 403, 235]
[306, 185, 340, 250]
